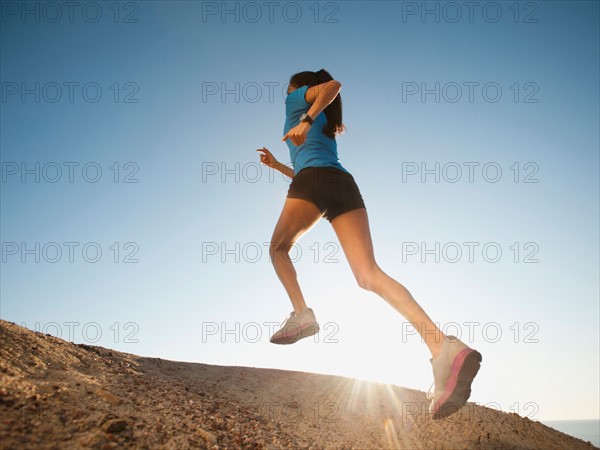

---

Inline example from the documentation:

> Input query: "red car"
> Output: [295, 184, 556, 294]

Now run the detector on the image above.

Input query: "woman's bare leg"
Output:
[269, 197, 323, 314]
[330, 207, 445, 358]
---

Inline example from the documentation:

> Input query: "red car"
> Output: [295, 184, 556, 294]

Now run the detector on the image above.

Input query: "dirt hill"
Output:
[0, 319, 596, 449]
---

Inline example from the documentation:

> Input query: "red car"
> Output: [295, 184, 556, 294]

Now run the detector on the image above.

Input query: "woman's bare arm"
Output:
[274, 161, 295, 178]
[282, 80, 342, 146]
[305, 80, 342, 119]
[257, 147, 295, 178]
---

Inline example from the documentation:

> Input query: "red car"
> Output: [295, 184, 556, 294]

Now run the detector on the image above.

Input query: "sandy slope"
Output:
[0, 320, 596, 449]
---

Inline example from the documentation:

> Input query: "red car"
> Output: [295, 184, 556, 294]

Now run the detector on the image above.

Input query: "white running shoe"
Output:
[270, 308, 320, 345]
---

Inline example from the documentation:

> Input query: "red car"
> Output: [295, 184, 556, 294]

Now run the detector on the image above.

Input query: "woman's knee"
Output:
[269, 238, 294, 261]
[355, 265, 384, 291]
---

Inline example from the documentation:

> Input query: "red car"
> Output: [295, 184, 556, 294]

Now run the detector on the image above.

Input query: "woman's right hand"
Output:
[256, 147, 279, 169]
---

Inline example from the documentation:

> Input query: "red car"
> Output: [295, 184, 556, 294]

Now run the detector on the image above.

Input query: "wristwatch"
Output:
[299, 113, 313, 125]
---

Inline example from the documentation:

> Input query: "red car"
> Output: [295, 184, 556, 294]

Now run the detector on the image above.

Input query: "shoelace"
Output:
[426, 380, 435, 400]
[280, 311, 296, 326]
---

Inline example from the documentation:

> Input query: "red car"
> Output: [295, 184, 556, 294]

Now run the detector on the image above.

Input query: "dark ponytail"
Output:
[289, 69, 346, 139]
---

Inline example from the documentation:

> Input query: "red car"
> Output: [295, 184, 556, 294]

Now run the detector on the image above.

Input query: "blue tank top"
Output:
[283, 85, 350, 176]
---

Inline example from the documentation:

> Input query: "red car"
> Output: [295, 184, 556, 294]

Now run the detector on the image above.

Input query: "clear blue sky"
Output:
[1, 1, 598, 421]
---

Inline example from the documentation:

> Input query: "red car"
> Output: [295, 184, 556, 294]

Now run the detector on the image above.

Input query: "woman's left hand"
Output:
[282, 122, 311, 146]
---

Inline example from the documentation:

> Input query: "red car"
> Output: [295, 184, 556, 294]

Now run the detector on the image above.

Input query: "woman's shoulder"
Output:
[285, 85, 310, 107]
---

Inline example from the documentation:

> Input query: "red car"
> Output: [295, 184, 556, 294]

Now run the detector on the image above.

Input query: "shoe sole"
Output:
[270, 322, 320, 345]
[432, 348, 482, 420]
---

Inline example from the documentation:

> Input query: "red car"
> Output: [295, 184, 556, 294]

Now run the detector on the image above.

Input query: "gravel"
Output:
[0, 320, 596, 449]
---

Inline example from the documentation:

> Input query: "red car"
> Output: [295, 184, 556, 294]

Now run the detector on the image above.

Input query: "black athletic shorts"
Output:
[286, 166, 366, 223]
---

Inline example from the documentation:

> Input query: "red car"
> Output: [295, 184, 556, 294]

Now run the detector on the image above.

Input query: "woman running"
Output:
[256, 69, 482, 420]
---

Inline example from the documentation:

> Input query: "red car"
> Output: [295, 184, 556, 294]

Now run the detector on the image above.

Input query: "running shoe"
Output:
[270, 307, 320, 345]
[426, 335, 482, 419]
